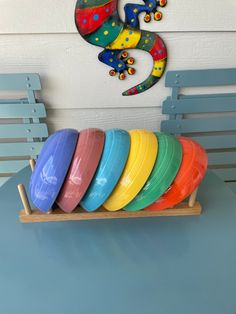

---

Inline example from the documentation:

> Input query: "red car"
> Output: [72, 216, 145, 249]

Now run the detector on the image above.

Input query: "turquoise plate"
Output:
[80, 129, 130, 211]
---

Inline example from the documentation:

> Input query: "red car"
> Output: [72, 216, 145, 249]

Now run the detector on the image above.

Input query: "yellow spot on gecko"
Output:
[107, 27, 141, 50]
[149, 3, 153, 7]
[104, 30, 109, 35]
[145, 39, 149, 44]
[133, 8, 138, 13]
[118, 63, 122, 68]
[95, 37, 99, 41]
[112, 22, 116, 27]
[152, 60, 166, 77]
[109, 58, 113, 62]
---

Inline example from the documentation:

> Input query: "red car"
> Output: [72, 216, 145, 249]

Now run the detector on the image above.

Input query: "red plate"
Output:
[57, 128, 105, 212]
[145, 137, 208, 211]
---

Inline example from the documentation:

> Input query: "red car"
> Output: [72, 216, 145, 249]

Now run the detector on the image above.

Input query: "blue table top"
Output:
[1, 167, 236, 314]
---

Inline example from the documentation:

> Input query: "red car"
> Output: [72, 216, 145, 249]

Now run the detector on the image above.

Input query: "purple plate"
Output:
[29, 129, 78, 212]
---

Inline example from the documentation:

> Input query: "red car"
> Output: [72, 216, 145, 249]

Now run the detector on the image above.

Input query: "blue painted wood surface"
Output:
[0, 168, 236, 314]
[0, 103, 46, 118]
[163, 96, 236, 114]
[189, 135, 236, 150]
[161, 117, 236, 134]
[0, 73, 41, 91]
[208, 152, 236, 166]
[0, 177, 11, 186]
[0, 124, 48, 138]
[162, 68, 236, 185]
[0, 98, 28, 104]
[166, 68, 236, 87]
[0, 142, 44, 157]
[228, 182, 236, 194]
[212, 169, 236, 181]
[0, 160, 29, 173]
[0, 74, 48, 186]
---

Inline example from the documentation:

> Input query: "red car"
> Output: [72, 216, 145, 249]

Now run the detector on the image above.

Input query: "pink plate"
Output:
[57, 128, 105, 212]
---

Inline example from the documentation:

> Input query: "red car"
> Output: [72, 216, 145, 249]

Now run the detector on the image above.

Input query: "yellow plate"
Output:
[103, 130, 158, 211]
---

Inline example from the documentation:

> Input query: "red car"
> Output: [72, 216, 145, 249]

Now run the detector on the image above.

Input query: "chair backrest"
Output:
[161, 68, 236, 193]
[0, 74, 48, 187]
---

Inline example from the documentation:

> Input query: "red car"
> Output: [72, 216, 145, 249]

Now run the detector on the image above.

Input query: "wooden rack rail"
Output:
[18, 160, 202, 223]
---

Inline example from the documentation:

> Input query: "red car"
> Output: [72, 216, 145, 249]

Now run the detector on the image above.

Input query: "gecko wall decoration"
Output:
[75, 0, 167, 96]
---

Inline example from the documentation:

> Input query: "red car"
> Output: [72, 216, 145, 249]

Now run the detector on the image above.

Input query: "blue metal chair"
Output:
[161, 68, 236, 193]
[0, 74, 48, 187]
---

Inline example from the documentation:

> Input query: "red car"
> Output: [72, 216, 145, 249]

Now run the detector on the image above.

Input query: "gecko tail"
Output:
[122, 74, 162, 96]
[122, 32, 167, 96]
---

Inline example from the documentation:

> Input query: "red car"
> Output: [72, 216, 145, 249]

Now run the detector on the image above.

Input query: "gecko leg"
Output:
[98, 49, 136, 80]
[143, 0, 167, 23]
[124, 0, 167, 27]
[124, 3, 149, 28]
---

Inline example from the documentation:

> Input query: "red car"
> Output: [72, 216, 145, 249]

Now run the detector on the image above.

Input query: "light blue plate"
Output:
[29, 129, 79, 212]
[80, 129, 130, 212]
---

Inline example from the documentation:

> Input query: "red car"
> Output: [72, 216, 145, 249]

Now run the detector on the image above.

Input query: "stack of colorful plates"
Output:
[29, 128, 208, 213]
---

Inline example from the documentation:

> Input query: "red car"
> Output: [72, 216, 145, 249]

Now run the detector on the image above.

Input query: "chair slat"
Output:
[0, 103, 46, 118]
[0, 177, 11, 187]
[163, 96, 236, 114]
[180, 93, 236, 100]
[212, 168, 236, 181]
[190, 135, 236, 149]
[0, 99, 28, 104]
[208, 152, 236, 166]
[161, 117, 236, 134]
[0, 160, 28, 173]
[166, 69, 236, 88]
[0, 124, 48, 139]
[0, 142, 44, 157]
[0, 74, 41, 91]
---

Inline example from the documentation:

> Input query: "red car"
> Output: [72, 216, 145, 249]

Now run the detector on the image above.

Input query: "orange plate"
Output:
[145, 137, 208, 211]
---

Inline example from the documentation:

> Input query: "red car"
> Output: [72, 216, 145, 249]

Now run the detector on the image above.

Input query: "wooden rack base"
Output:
[18, 160, 202, 223]
[19, 202, 202, 223]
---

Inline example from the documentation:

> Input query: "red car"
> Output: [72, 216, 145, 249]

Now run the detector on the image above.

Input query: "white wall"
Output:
[0, 0, 236, 132]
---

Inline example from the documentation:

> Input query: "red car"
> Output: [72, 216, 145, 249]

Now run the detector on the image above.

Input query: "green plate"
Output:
[124, 132, 183, 211]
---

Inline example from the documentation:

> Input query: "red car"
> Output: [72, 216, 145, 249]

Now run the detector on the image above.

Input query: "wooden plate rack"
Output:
[18, 160, 202, 223]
